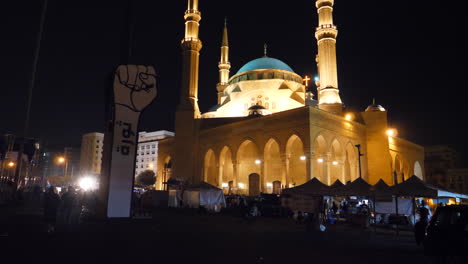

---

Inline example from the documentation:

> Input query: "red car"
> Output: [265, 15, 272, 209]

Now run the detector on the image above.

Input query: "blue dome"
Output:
[236, 57, 294, 74]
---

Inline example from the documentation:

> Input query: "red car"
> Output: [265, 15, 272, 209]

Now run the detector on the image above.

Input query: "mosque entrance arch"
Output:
[273, 180, 281, 194]
[248, 173, 260, 196]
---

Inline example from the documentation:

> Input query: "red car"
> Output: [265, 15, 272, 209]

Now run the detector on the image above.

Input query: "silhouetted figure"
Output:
[296, 211, 304, 224]
[415, 201, 430, 245]
[332, 202, 338, 215]
[61, 186, 76, 229]
[44, 186, 60, 233]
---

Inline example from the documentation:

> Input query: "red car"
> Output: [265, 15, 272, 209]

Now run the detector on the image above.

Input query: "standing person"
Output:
[44, 186, 60, 233]
[332, 202, 338, 216]
[61, 186, 76, 229]
[414, 201, 430, 245]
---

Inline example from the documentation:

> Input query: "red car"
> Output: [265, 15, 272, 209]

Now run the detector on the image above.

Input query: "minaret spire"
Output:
[263, 43, 268, 57]
[174, 0, 202, 184]
[179, 0, 202, 115]
[315, 0, 342, 114]
[216, 18, 231, 104]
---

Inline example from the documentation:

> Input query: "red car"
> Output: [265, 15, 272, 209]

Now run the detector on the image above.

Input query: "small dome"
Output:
[237, 57, 294, 74]
[248, 104, 271, 117]
[365, 104, 386, 112]
[248, 105, 266, 111]
[365, 99, 386, 112]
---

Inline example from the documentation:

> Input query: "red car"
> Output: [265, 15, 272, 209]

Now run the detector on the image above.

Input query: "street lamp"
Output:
[57, 156, 65, 164]
[8, 161, 15, 168]
[56, 156, 68, 178]
[354, 144, 364, 179]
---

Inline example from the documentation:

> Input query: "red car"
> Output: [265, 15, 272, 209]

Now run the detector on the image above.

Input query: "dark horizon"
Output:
[1, 0, 466, 161]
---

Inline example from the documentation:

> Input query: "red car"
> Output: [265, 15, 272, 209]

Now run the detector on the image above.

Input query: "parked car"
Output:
[424, 205, 468, 258]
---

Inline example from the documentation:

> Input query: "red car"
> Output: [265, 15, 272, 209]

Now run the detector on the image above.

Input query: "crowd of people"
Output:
[0, 181, 99, 235]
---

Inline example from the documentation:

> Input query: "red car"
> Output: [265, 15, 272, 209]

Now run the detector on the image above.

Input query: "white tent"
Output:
[168, 181, 226, 212]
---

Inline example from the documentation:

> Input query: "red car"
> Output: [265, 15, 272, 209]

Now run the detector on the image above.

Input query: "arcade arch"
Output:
[264, 138, 282, 193]
[203, 149, 217, 186]
[237, 140, 261, 194]
[286, 135, 306, 187]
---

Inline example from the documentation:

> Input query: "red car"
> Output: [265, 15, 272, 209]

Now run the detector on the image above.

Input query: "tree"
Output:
[136, 170, 156, 187]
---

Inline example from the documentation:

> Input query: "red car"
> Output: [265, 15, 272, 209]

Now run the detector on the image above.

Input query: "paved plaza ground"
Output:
[3, 208, 435, 264]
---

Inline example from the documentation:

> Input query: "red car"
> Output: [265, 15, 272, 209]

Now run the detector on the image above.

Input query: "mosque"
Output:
[156, 0, 425, 195]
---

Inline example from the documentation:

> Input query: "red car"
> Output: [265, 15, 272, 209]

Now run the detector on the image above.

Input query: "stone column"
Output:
[339, 159, 346, 184]
[233, 160, 238, 193]
[280, 154, 288, 189]
[217, 161, 222, 188]
[325, 152, 332, 185]
[260, 159, 265, 193]
[306, 151, 314, 180]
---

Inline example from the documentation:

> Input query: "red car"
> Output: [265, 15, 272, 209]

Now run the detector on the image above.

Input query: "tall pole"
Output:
[15, 0, 48, 188]
[355, 144, 364, 179]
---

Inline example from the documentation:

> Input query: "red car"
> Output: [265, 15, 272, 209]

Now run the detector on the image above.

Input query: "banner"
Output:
[106, 65, 157, 218]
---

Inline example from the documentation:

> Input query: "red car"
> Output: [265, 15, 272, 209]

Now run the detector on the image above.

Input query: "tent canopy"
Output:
[331, 177, 372, 196]
[393, 175, 468, 199]
[185, 181, 221, 191]
[282, 177, 330, 196]
[330, 179, 344, 189]
[371, 179, 393, 197]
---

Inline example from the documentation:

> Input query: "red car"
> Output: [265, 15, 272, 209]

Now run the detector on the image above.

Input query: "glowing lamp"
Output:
[7, 161, 15, 167]
[238, 183, 245, 189]
[332, 161, 338, 165]
[149, 163, 154, 169]
[266, 182, 273, 188]
[317, 158, 324, 163]
[345, 113, 353, 121]
[221, 182, 228, 188]
[78, 176, 98, 191]
[314, 76, 319, 82]
[255, 159, 261, 165]
[300, 156, 306, 161]
[57, 157, 65, 164]
[386, 128, 397, 137]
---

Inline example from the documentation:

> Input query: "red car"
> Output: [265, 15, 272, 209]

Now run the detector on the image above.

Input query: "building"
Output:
[79, 132, 104, 177]
[447, 169, 468, 194]
[135, 130, 174, 178]
[425, 145, 468, 194]
[157, 0, 425, 194]
[64, 147, 80, 180]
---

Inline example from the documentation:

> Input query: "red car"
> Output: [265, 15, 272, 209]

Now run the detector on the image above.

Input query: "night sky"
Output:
[1, 1, 466, 161]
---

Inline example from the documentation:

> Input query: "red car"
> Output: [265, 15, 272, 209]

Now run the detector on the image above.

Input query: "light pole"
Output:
[354, 144, 364, 179]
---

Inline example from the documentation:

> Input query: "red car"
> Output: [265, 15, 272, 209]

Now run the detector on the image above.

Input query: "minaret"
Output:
[174, 0, 202, 183]
[179, 0, 202, 116]
[216, 19, 230, 104]
[315, 0, 342, 114]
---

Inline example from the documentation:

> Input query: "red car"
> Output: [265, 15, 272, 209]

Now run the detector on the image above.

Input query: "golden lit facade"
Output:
[158, 0, 425, 194]
[79, 132, 104, 176]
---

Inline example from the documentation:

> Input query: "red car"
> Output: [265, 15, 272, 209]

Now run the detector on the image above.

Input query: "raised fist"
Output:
[113, 65, 157, 112]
